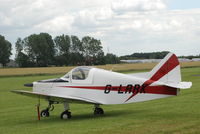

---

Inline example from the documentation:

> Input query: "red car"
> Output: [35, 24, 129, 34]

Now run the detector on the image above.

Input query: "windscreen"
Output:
[72, 67, 91, 80]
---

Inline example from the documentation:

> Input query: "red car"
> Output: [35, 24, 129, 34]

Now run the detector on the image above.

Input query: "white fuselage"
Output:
[33, 67, 178, 104]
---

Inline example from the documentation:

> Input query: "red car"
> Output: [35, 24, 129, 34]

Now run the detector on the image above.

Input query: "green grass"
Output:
[0, 67, 200, 134]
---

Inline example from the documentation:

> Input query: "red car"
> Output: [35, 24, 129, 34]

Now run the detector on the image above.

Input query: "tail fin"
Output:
[148, 53, 192, 89]
[125, 52, 191, 103]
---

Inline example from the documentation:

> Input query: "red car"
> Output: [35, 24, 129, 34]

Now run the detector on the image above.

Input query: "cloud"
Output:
[73, 7, 114, 30]
[35, 13, 74, 33]
[111, 0, 166, 13]
[80, 8, 200, 56]
[0, 0, 199, 57]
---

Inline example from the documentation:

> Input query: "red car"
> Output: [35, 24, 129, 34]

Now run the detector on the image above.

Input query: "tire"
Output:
[60, 111, 71, 119]
[94, 108, 104, 115]
[40, 109, 49, 117]
[99, 108, 104, 114]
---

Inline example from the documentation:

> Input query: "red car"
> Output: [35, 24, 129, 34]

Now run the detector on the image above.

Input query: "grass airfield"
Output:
[0, 65, 200, 134]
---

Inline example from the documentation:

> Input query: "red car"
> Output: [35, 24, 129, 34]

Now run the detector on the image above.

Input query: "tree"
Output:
[70, 35, 84, 65]
[24, 33, 56, 67]
[105, 53, 120, 64]
[14, 33, 108, 67]
[95, 51, 105, 65]
[15, 38, 33, 67]
[82, 36, 104, 65]
[0, 35, 12, 67]
[15, 51, 32, 67]
[70, 35, 83, 53]
[15, 38, 23, 53]
[54, 34, 71, 66]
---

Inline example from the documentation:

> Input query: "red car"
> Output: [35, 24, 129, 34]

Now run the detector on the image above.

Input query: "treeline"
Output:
[0, 33, 119, 67]
[1, 33, 199, 67]
[119, 51, 170, 60]
[119, 51, 200, 60]
[179, 55, 200, 59]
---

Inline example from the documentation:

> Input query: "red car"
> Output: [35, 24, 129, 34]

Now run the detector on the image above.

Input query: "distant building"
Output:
[120, 58, 199, 63]
[178, 58, 192, 62]
[120, 59, 161, 63]
[192, 58, 200, 61]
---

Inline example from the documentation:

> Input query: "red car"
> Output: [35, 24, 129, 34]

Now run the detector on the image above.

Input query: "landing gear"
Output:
[60, 102, 71, 119]
[40, 101, 54, 117]
[60, 110, 71, 119]
[40, 109, 49, 117]
[38, 101, 104, 120]
[94, 104, 104, 115]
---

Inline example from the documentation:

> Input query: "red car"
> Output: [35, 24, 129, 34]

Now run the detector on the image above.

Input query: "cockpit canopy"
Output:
[62, 67, 92, 80]
[72, 67, 91, 80]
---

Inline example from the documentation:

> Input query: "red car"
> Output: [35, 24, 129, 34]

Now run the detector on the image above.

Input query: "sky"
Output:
[0, 0, 200, 59]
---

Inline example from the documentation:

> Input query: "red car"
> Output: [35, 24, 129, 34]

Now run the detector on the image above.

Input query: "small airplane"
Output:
[12, 52, 192, 120]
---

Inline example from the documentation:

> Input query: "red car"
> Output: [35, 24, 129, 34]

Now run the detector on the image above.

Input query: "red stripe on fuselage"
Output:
[145, 86, 177, 95]
[60, 85, 177, 95]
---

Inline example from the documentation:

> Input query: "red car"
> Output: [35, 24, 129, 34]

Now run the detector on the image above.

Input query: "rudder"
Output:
[148, 53, 181, 85]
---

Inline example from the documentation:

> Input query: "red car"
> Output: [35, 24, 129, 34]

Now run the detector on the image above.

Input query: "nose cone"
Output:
[24, 83, 33, 87]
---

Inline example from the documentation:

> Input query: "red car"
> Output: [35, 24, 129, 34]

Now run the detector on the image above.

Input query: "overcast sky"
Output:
[0, 0, 200, 58]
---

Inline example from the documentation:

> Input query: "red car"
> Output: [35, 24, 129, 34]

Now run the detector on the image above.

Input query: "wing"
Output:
[11, 90, 99, 104]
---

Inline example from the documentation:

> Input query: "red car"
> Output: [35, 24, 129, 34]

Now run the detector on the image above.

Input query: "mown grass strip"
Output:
[0, 61, 200, 77]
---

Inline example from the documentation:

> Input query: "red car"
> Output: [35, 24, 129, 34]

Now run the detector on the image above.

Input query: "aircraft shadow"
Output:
[19, 109, 147, 124]
[69, 110, 132, 121]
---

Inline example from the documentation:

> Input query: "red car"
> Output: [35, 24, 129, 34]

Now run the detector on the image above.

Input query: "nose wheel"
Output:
[94, 104, 104, 115]
[40, 109, 50, 117]
[40, 101, 54, 117]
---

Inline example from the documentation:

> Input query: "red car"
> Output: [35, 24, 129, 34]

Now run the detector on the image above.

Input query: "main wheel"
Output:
[94, 107, 104, 115]
[60, 110, 71, 119]
[40, 109, 50, 117]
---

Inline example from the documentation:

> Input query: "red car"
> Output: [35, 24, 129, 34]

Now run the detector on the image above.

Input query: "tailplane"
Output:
[148, 52, 192, 89]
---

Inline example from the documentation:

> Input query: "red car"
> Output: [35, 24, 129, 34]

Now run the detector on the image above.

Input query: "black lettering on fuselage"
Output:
[118, 84, 123, 94]
[104, 84, 147, 94]
[140, 84, 147, 93]
[133, 84, 140, 93]
[125, 84, 133, 93]
[104, 85, 111, 94]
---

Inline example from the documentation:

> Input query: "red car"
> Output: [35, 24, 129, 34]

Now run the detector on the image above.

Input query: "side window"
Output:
[72, 68, 90, 80]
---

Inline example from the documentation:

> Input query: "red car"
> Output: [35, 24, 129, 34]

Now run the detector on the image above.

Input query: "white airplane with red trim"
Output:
[12, 52, 192, 120]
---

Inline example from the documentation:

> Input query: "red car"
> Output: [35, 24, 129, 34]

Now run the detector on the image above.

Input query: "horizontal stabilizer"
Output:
[165, 82, 192, 89]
